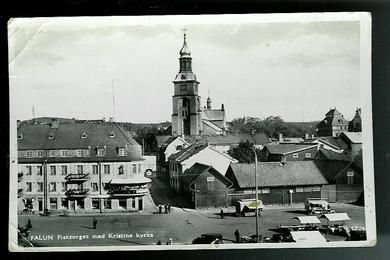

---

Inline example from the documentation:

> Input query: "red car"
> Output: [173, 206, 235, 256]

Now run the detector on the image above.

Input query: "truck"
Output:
[236, 199, 264, 217]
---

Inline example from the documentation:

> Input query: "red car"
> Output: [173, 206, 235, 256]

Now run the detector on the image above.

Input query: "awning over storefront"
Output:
[109, 176, 152, 185]
[294, 216, 321, 224]
[290, 231, 327, 243]
[321, 213, 350, 222]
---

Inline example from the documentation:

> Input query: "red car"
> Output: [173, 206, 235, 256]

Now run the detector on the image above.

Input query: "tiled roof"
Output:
[317, 148, 351, 161]
[317, 137, 348, 149]
[229, 161, 328, 188]
[202, 109, 225, 121]
[325, 108, 342, 116]
[340, 132, 362, 144]
[17, 122, 143, 162]
[265, 144, 317, 155]
[181, 163, 232, 187]
[168, 142, 208, 162]
[203, 133, 270, 146]
[313, 160, 355, 182]
[203, 120, 223, 131]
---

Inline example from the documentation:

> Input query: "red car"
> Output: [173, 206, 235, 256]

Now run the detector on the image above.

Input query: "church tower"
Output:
[172, 33, 203, 137]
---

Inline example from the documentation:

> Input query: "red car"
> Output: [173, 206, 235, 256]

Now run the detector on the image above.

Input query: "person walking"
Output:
[220, 209, 224, 219]
[167, 203, 171, 213]
[234, 229, 240, 243]
[158, 205, 162, 214]
[92, 217, 97, 229]
[164, 204, 168, 214]
[157, 240, 162, 245]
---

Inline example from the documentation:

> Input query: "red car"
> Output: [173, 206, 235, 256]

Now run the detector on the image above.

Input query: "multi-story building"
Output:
[17, 118, 151, 214]
[317, 108, 349, 137]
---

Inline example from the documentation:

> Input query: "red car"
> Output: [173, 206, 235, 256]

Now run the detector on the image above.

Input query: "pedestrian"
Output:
[157, 240, 162, 245]
[92, 217, 97, 229]
[169, 238, 173, 245]
[159, 205, 162, 214]
[167, 203, 171, 213]
[220, 209, 224, 219]
[26, 218, 32, 230]
[164, 204, 168, 214]
[234, 229, 240, 243]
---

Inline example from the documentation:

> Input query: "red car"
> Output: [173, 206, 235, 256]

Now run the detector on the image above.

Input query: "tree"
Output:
[227, 141, 263, 163]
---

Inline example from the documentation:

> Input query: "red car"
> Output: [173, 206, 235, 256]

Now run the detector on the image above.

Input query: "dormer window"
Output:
[118, 148, 126, 157]
[109, 131, 116, 138]
[48, 133, 55, 140]
[17, 133, 23, 140]
[81, 132, 88, 139]
[97, 148, 105, 157]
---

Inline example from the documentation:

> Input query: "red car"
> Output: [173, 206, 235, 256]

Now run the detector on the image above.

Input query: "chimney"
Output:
[279, 133, 283, 142]
[221, 104, 225, 111]
[109, 117, 114, 122]
[50, 118, 59, 129]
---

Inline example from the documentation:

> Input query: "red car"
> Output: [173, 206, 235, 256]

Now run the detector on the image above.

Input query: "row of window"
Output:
[291, 152, 312, 159]
[243, 186, 321, 195]
[24, 182, 109, 193]
[23, 197, 142, 211]
[23, 163, 142, 176]
[22, 147, 127, 159]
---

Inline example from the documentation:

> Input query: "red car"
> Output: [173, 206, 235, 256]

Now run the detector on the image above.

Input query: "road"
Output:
[18, 202, 365, 247]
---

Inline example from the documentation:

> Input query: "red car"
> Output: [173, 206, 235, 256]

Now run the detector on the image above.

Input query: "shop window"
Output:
[50, 198, 58, 210]
[104, 199, 111, 209]
[296, 187, 304, 193]
[119, 199, 127, 209]
[92, 198, 100, 209]
[77, 199, 85, 209]
[23, 198, 33, 209]
[61, 198, 68, 209]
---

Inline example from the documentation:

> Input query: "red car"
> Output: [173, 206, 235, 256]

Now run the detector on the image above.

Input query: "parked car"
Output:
[305, 198, 335, 215]
[192, 233, 223, 244]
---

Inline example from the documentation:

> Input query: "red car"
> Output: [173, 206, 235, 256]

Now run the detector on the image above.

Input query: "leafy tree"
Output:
[227, 141, 263, 163]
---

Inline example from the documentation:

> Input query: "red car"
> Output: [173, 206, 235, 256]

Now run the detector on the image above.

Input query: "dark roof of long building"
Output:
[17, 121, 143, 162]
[228, 161, 329, 188]
[265, 143, 317, 155]
[317, 148, 351, 161]
[203, 133, 270, 146]
[181, 163, 232, 187]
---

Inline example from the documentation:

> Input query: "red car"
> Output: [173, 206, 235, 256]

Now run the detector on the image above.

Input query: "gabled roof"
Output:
[202, 120, 223, 131]
[313, 160, 355, 182]
[325, 108, 343, 116]
[17, 121, 143, 162]
[168, 142, 209, 162]
[265, 144, 317, 155]
[156, 135, 174, 147]
[228, 161, 328, 188]
[339, 132, 362, 144]
[181, 163, 232, 187]
[202, 109, 225, 121]
[203, 133, 270, 146]
[315, 136, 348, 150]
[317, 148, 351, 161]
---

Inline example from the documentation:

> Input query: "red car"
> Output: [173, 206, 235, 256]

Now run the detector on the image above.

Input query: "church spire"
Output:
[207, 90, 212, 110]
[179, 32, 191, 57]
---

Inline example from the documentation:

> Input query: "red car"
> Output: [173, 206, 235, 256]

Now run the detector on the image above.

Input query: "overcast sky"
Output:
[9, 15, 362, 123]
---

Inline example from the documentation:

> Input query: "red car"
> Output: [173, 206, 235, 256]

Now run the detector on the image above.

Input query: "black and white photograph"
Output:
[8, 13, 375, 251]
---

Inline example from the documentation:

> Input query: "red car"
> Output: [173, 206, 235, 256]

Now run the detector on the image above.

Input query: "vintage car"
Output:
[305, 198, 335, 215]
[236, 199, 264, 217]
[192, 233, 223, 244]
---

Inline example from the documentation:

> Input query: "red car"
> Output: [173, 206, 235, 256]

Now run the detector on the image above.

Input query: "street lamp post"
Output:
[251, 147, 260, 243]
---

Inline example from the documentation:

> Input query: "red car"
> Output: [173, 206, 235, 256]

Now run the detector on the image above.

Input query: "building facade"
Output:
[317, 108, 349, 137]
[17, 119, 151, 214]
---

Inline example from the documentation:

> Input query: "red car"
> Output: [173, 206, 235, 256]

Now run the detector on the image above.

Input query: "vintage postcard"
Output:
[8, 13, 375, 251]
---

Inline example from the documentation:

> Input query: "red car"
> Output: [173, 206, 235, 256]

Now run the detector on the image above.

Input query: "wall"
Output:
[335, 184, 363, 202]
[193, 171, 228, 208]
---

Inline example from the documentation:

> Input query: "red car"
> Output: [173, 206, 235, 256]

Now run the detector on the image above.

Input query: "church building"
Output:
[171, 33, 227, 137]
